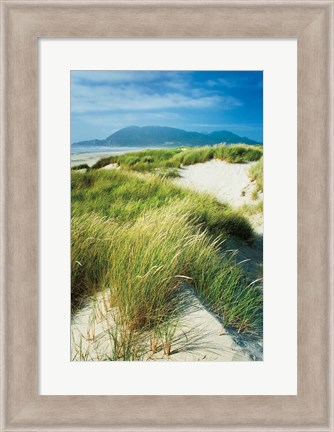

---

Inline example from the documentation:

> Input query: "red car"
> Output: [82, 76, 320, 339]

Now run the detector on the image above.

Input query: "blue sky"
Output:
[71, 71, 263, 143]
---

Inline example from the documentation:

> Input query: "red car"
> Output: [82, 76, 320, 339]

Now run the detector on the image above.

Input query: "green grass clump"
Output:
[214, 145, 262, 164]
[92, 144, 262, 172]
[72, 163, 90, 171]
[186, 237, 262, 334]
[72, 169, 185, 223]
[180, 196, 254, 241]
[238, 201, 263, 217]
[154, 167, 180, 179]
[248, 157, 263, 199]
[175, 146, 215, 166]
[71, 215, 113, 311]
[72, 170, 253, 242]
[92, 148, 182, 170]
[72, 208, 262, 335]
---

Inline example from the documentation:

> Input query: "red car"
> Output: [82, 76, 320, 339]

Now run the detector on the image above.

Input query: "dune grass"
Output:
[71, 169, 254, 241]
[71, 163, 91, 171]
[238, 200, 263, 217]
[72, 169, 262, 342]
[72, 207, 262, 339]
[248, 157, 263, 200]
[154, 167, 180, 179]
[92, 147, 182, 170]
[91, 144, 262, 172]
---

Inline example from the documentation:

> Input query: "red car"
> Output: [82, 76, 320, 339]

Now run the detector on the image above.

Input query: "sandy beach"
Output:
[71, 146, 165, 167]
[71, 151, 118, 167]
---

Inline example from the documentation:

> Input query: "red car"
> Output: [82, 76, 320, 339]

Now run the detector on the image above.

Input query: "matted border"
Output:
[0, 1, 333, 430]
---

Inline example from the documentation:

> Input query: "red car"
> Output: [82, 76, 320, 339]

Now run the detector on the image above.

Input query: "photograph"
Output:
[70, 70, 264, 361]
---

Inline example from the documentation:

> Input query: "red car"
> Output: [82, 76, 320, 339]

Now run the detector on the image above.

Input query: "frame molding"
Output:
[1, 1, 333, 431]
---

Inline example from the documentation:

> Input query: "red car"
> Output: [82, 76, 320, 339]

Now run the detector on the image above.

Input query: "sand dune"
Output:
[175, 159, 263, 235]
[71, 159, 263, 361]
[71, 288, 262, 362]
[175, 159, 262, 207]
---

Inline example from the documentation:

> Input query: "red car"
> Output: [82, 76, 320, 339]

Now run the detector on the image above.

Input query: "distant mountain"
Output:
[72, 126, 261, 148]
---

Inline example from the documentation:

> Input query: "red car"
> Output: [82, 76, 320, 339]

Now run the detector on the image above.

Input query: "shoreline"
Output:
[71, 150, 124, 167]
[71, 146, 167, 167]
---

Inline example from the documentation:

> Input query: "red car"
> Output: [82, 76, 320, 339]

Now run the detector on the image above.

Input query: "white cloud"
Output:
[71, 82, 240, 114]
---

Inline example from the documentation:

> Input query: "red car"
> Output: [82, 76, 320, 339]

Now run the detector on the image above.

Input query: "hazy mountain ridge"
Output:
[72, 126, 261, 148]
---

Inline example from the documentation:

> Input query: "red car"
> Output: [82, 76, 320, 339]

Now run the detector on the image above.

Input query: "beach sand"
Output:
[71, 151, 117, 167]
[71, 146, 163, 167]
[71, 288, 262, 362]
[175, 159, 262, 207]
[175, 159, 263, 235]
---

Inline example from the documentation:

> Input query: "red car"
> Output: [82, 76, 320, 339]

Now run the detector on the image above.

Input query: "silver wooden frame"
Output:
[1, 1, 333, 431]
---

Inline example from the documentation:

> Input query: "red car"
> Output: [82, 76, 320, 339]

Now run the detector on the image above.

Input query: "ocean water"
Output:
[71, 145, 146, 155]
